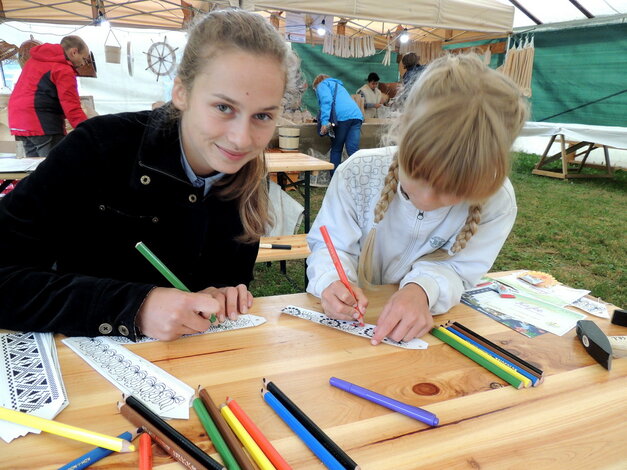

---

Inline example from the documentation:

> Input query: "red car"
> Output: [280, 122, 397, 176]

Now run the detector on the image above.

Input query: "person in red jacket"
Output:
[8, 35, 91, 157]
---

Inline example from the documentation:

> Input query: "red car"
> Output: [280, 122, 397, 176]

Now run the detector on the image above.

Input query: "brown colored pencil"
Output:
[450, 321, 544, 380]
[119, 398, 225, 470]
[199, 388, 256, 470]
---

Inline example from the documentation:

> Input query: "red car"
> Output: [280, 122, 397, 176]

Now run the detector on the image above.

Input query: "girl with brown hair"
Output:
[0, 9, 298, 341]
[306, 53, 528, 345]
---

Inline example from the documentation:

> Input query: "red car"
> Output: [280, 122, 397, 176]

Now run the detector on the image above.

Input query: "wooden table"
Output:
[265, 152, 333, 232]
[2, 285, 626, 469]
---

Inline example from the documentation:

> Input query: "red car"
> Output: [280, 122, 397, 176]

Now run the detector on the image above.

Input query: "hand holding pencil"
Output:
[319, 226, 368, 325]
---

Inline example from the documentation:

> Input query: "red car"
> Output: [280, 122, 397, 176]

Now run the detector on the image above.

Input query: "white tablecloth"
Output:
[521, 122, 627, 150]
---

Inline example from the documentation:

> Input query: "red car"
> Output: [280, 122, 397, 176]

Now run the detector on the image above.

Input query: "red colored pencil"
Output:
[226, 397, 292, 470]
[139, 432, 153, 470]
[319, 225, 364, 325]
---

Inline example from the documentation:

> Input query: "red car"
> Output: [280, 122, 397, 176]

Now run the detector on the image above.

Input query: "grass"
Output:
[251, 153, 627, 309]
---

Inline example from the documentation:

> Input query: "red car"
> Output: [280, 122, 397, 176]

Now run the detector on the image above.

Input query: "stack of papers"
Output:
[0, 156, 44, 173]
[0, 332, 68, 443]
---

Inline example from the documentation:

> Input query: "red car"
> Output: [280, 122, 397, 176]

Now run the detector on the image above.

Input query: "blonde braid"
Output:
[451, 204, 482, 253]
[358, 157, 400, 288]
[373, 157, 400, 223]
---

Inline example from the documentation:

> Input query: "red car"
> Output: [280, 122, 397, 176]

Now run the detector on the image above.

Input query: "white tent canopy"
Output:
[239, 0, 515, 33]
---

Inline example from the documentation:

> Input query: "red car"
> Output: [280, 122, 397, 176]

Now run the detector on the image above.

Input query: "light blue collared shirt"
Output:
[178, 126, 224, 196]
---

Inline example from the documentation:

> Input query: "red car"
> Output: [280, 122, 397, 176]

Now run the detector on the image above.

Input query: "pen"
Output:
[329, 377, 439, 426]
[135, 241, 216, 323]
[259, 244, 292, 250]
[319, 225, 364, 325]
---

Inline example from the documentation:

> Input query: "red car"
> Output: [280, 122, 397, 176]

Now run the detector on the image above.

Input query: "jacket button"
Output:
[152, 217, 159, 224]
[98, 323, 113, 334]
[140, 175, 151, 185]
[118, 325, 130, 336]
[188, 194, 197, 203]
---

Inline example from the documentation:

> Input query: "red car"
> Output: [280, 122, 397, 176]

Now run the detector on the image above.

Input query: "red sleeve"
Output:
[51, 66, 88, 128]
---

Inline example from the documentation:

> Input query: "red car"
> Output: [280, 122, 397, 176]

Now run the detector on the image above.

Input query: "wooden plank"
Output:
[265, 152, 334, 173]
[256, 234, 310, 262]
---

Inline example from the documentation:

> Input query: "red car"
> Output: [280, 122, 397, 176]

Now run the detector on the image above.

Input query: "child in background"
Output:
[0, 10, 298, 341]
[306, 54, 528, 345]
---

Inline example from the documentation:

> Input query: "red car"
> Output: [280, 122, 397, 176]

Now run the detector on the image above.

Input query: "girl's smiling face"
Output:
[172, 50, 285, 176]
[398, 167, 464, 212]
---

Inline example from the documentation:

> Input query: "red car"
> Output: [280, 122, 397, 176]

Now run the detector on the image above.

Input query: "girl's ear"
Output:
[171, 77, 188, 111]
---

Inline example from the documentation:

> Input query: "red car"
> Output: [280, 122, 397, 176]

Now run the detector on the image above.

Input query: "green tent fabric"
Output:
[530, 22, 626, 126]
[291, 43, 399, 116]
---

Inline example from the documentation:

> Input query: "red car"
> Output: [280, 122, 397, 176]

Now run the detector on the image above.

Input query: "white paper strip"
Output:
[282, 306, 428, 350]
[107, 314, 266, 344]
[62, 337, 194, 419]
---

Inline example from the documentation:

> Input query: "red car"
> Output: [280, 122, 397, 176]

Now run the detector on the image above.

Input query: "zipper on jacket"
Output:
[417, 211, 424, 220]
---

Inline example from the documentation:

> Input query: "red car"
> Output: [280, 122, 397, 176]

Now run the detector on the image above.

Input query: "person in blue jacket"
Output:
[312, 74, 363, 171]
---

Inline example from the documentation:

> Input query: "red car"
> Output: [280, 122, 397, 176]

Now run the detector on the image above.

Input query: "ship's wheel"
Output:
[144, 37, 178, 81]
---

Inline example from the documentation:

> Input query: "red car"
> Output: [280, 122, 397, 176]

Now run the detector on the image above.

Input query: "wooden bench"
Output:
[256, 234, 310, 263]
[256, 234, 310, 288]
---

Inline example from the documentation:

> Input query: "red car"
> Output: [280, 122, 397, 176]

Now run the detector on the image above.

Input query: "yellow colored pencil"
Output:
[0, 407, 136, 453]
[220, 404, 276, 470]
[435, 327, 532, 388]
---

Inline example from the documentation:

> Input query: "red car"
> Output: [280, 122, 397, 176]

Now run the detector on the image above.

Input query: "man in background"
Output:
[9, 35, 90, 157]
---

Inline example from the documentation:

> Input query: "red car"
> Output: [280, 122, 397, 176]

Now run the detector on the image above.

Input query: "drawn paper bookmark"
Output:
[107, 314, 267, 344]
[281, 306, 428, 350]
[62, 337, 194, 419]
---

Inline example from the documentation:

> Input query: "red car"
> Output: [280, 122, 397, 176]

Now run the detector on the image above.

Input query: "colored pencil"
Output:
[135, 241, 216, 322]
[120, 397, 225, 470]
[444, 326, 539, 386]
[226, 397, 292, 470]
[259, 244, 292, 250]
[0, 406, 135, 453]
[319, 225, 364, 325]
[58, 429, 139, 470]
[430, 327, 524, 389]
[263, 379, 359, 470]
[220, 404, 276, 470]
[329, 377, 439, 427]
[436, 326, 532, 387]
[199, 388, 256, 470]
[193, 397, 241, 470]
[262, 390, 344, 470]
[139, 432, 153, 470]
[451, 321, 544, 378]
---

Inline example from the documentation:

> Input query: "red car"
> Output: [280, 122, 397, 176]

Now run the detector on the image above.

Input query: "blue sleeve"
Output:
[316, 82, 333, 126]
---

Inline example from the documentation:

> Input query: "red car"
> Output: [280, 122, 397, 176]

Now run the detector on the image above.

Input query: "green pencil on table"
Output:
[135, 241, 217, 323]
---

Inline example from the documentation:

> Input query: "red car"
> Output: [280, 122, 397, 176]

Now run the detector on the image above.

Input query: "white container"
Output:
[278, 127, 300, 151]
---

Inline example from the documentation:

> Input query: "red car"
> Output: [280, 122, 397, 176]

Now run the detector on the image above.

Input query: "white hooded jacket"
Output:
[306, 147, 517, 315]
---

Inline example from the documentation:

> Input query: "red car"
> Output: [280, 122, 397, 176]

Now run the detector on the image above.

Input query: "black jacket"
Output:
[0, 108, 259, 340]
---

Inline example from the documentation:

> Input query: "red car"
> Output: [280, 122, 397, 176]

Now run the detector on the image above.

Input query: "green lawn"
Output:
[251, 153, 627, 309]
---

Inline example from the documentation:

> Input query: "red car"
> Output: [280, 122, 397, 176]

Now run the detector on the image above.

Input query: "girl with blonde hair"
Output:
[0, 9, 298, 341]
[306, 53, 528, 344]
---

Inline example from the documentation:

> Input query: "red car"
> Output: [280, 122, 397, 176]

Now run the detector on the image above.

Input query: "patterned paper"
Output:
[281, 306, 429, 349]
[0, 332, 68, 443]
[107, 314, 266, 344]
[62, 337, 194, 419]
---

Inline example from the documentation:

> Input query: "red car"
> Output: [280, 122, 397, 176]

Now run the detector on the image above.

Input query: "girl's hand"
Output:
[320, 124, 329, 135]
[136, 287, 220, 341]
[372, 283, 433, 345]
[200, 284, 253, 322]
[321, 280, 368, 322]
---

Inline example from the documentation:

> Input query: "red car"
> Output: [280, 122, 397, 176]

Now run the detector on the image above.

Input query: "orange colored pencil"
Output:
[139, 432, 153, 470]
[319, 225, 364, 325]
[226, 397, 292, 470]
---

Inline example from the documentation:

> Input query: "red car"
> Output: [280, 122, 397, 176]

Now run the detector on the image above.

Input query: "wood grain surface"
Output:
[265, 152, 334, 173]
[2, 284, 626, 469]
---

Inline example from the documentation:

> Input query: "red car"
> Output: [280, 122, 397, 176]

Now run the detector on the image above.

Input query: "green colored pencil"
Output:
[193, 398, 241, 470]
[135, 241, 217, 323]
[430, 327, 524, 389]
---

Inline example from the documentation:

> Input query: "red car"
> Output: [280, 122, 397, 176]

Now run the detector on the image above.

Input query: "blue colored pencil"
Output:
[58, 430, 138, 470]
[445, 326, 539, 386]
[262, 390, 345, 470]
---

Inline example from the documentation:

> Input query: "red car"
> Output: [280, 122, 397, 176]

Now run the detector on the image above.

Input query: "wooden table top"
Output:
[265, 152, 334, 173]
[2, 285, 626, 469]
